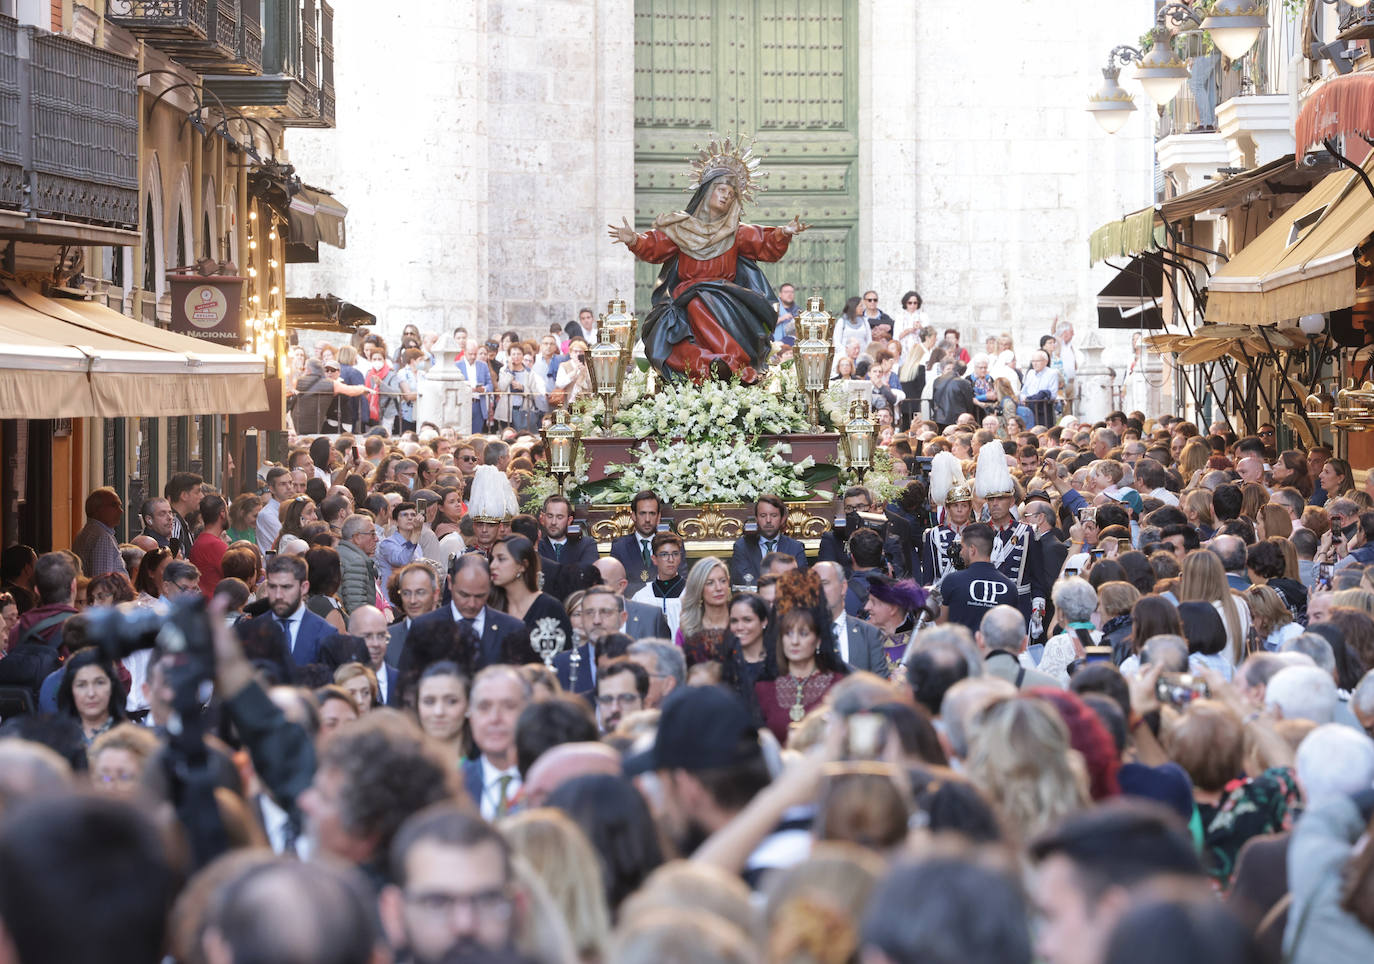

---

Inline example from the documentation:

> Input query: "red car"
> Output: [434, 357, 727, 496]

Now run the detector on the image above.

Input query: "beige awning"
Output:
[1089, 207, 1164, 266]
[0, 283, 268, 419]
[1206, 156, 1374, 326]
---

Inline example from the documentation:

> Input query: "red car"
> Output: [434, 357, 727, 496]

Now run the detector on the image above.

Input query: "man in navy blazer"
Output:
[384, 563, 441, 671]
[537, 494, 599, 566]
[407, 554, 535, 671]
[608, 490, 663, 596]
[729, 495, 808, 587]
[552, 584, 630, 699]
[349, 605, 404, 707]
[253, 555, 333, 666]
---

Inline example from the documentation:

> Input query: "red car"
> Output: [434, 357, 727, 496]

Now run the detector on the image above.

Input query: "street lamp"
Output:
[540, 408, 581, 496]
[1134, 27, 1191, 105]
[1087, 48, 1139, 134]
[839, 398, 876, 483]
[1201, 1, 1269, 61]
[587, 332, 627, 434]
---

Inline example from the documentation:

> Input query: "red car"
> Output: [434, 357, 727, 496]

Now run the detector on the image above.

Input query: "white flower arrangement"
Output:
[597, 440, 815, 505]
[616, 377, 811, 440]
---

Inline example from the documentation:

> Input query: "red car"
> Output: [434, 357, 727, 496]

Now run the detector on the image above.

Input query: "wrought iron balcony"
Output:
[204, 0, 333, 127]
[0, 17, 139, 237]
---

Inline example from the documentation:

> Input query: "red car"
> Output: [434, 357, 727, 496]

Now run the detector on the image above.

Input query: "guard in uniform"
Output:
[974, 443, 1042, 630]
[919, 452, 974, 588]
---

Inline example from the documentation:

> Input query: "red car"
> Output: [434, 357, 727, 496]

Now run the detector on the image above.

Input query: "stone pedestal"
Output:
[418, 335, 473, 434]
[1074, 329, 1113, 424]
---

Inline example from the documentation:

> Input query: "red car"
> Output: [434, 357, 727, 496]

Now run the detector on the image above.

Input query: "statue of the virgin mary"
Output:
[609, 136, 809, 383]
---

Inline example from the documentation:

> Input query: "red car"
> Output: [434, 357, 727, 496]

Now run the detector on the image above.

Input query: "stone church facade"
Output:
[286, 0, 1155, 366]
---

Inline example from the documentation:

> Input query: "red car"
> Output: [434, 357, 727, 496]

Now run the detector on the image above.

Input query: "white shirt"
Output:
[374, 663, 389, 704]
[256, 498, 283, 548]
[832, 615, 851, 664]
[1150, 487, 1180, 507]
[276, 604, 306, 652]
[631, 585, 682, 638]
[478, 755, 522, 821]
[1059, 339, 1079, 381]
[451, 602, 486, 638]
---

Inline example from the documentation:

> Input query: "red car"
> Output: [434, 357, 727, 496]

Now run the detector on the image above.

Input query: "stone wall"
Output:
[290, 0, 1154, 368]
[287, 0, 492, 341]
[870, 0, 1156, 368]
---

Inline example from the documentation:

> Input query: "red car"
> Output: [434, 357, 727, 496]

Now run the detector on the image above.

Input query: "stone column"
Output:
[1073, 329, 1114, 423]
[418, 336, 473, 435]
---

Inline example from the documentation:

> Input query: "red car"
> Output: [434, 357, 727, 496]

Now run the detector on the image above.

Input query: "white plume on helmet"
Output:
[468, 464, 518, 523]
[974, 438, 1015, 500]
[929, 451, 968, 506]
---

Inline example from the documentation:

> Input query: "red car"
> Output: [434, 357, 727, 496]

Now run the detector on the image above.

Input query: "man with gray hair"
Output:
[940, 676, 1016, 761]
[1266, 665, 1338, 724]
[1281, 634, 1337, 683]
[977, 605, 1059, 690]
[626, 638, 686, 709]
[1208, 534, 1250, 592]
[1352, 669, 1374, 736]
[337, 514, 380, 615]
[1295, 724, 1374, 805]
[905, 624, 981, 717]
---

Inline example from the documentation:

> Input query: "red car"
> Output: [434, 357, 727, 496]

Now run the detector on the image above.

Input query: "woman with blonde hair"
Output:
[1244, 585, 1300, 653]
[1239, 483, 1268, 523]
[1181, 489, 1216, 540]
[619, 861, 758, 942]
[1255, 502, 1292, 541]
[1331, 588, 1374, 616]
[1178, 437, 1210, 480]
[763, 843, 886, 964]
[675, 556, 731, 667]
[501, 808, 611, 963]
[965, 696, 1089, 843]
[333, 662, 379, 712]
[1177, 550, 1249, 665]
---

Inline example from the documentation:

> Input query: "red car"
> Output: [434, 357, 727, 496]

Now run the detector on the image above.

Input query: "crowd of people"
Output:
[1, 302, 1374, 964]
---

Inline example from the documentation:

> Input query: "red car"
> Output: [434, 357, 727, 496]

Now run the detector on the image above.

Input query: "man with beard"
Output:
[380, 805, 527, 963]
[625, 686, 797, 889]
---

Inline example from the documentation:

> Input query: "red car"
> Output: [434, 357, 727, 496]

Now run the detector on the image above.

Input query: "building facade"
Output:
[287, 0, 1155, 372]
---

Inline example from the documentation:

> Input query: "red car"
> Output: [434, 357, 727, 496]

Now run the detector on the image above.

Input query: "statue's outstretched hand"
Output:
[783, 215, 811, 236]
[608, 217, 637, 245]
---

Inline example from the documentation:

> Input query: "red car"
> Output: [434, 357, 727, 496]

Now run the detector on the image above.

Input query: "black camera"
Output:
[944, 538, 967, 571]
[86, 595, 216, 709]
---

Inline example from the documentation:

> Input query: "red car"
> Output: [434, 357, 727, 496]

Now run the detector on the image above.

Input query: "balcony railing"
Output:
[1157, 16, 1301, 139]
[106, 0, 266, 72]
[0, 18, 139, 228]
[205, 0, 332, 127]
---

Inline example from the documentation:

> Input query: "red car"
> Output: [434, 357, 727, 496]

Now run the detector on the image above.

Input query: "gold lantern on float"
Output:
[1333, 380, 1374, 432]
[797, 337, 831, 429]
[587, 328, 627, 434]
[599, 298, 639, 362]
[540, 408, 581, 496]
[839, 397, 876, 483]
[796, 295, 835, 374]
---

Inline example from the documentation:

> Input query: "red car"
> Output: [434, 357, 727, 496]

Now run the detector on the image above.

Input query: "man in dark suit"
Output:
[815, 561, 891, 677]
[729, 494, 808, 588]
[537, 494, 599, 566]
[384, 562, 440, 671]
[931, 362, 978, 429]
[592, 558, 671, 641]
[408, 554, 534, 671]
[552, 585, 631, 699]
[252, 554, 332, 666]
[608, 490, 663, 596]
[349, 605, 403, 707]
[460, 665, 532, 820]
[1024, 498, 1068, 643]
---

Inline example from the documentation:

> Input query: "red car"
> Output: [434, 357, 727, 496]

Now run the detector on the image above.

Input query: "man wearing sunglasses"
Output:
[454, 445, 479, 479]
[859, 289, 893, 340]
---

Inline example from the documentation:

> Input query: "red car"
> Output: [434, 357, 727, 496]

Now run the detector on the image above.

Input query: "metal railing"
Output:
[0, 22, 139, 227]
[1157, 14, 1302, 138]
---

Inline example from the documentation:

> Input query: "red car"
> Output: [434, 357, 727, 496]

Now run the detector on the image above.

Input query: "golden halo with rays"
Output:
[687, 133, 769, 204]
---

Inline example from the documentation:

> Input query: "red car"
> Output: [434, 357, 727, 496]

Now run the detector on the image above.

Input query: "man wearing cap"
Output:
[625, 687, 802, 886]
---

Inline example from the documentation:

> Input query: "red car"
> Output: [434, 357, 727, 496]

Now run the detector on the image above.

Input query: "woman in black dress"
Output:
[489, 535, 573, 662]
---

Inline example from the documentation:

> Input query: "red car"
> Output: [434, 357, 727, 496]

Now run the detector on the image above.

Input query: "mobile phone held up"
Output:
[1156, 673, 1209, 706]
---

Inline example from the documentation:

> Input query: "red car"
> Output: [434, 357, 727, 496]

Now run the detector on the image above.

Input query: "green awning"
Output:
[1089, 207, 1164, 266]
